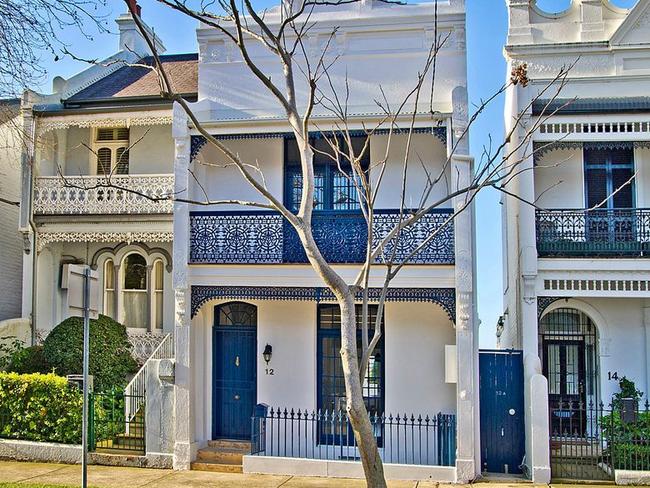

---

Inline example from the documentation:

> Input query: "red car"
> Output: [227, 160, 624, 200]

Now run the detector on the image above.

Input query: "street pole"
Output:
[81, 266, 90, 488]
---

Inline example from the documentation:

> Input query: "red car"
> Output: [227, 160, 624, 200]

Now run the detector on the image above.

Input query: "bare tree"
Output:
[49, 1, 577, 486]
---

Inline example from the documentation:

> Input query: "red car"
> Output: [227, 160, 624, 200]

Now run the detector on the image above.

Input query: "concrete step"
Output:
[206, 439, 251, 453]
[190, 461, 243, 474]
[196, 447, 244, 464]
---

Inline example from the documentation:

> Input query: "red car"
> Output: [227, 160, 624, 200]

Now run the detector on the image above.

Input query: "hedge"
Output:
[43, 314, 138, 391]
[6, 346, 50, 374]
[0, 372, 82, 444]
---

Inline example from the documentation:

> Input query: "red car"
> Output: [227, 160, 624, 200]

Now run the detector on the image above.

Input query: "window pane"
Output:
[123, 291, 147, 328]
[585, 168, 607, 208]
[612, 168, 634, 208]
[155, 291, 163, 329]
[115, 147, 129, 175]
[216, 302, 257, 327]
[104, 260, 114, 289]
[154, 260, 164, 290]
[97, 148, 112, 175]
[287, 168, 325, 212]
[104, 291, 115, 318]
[332, 170, 361, 210]
[123, 254, 147, 290]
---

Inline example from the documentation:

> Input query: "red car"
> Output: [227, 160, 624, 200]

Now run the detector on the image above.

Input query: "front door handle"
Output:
[234, 394, 240, 400]
[235, 356, 240, 367]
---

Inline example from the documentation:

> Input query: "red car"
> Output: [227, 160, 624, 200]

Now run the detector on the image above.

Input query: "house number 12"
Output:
[265, 368, 275, 375]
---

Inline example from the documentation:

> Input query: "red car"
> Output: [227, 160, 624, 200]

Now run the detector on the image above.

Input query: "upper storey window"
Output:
[584, 146, 635, 209]
[284, 136, 369, 212]
[94, 127, 130, 175]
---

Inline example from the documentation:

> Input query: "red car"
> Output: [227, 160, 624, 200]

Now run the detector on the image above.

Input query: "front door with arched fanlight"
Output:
[212, 302, 257, 440]
[540, 308, 598, 438]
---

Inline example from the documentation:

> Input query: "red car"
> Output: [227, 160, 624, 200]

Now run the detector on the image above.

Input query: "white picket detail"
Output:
[125, 333, 174, 423]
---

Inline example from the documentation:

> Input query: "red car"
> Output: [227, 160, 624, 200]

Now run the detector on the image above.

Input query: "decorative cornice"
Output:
[191, 285, 456, 322]
[38, 231, 174, 252]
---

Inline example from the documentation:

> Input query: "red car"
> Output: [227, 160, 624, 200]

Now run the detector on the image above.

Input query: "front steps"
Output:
[191, 440, 251, 473]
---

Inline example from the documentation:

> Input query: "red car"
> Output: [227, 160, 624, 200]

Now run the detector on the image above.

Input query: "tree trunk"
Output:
[338, 294, 387, 488]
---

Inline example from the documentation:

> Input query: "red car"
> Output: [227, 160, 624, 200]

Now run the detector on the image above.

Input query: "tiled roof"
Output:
[533, 97, 650, 115]
[66, 53, 198, 102]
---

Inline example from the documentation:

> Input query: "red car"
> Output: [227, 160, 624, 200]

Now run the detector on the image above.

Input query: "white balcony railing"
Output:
[33, 174, 174, 215]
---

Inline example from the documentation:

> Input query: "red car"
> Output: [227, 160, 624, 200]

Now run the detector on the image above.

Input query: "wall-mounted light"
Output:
[263, 344, 273, 364]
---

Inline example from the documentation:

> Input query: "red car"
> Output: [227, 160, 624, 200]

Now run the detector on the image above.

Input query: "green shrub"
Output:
[0, 336, 24, 370]
[43, 315, 138, 391]
[6, 345, 50, 374]
[0, 372, 82, 443]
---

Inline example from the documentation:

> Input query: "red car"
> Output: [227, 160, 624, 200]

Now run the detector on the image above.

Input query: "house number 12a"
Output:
[265, 368, 275, 375]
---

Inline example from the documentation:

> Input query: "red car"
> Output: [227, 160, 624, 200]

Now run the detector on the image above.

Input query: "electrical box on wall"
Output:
[445, 345, 457, 384]
[63, 264, 100, 320]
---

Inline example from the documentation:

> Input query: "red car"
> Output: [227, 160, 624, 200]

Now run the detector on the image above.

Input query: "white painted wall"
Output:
[196, 2, 466, 120]
[35, 124, 174, 176]
[190, 299, 456, 445]
[191, 133, 451, 213]
[534, 147, 584, 209]
[0, 111, 24, 321]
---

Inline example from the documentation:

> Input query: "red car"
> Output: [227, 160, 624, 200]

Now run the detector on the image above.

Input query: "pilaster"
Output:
[146, 264, 154, 332]
[171, 102, 194, 469]
[580, 0, 605, 41]
[450, 85, 477, 481]
[643, 298, 650, 391]
[506, 0, 533, 44]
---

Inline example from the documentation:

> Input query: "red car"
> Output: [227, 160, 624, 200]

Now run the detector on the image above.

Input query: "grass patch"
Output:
[0, 484, 94, 488]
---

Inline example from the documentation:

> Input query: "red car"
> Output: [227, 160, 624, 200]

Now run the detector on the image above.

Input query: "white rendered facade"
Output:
[502, 0, 650, 482]
[19, 14, 177, 342]
[171, 0, 480, 481]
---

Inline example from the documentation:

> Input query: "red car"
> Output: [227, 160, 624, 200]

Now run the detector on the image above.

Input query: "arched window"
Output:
[122, 253, 147, 328]
[153, 259, 164, 330]
[216, 302, 257, 327]
[103, 259, 115, 317]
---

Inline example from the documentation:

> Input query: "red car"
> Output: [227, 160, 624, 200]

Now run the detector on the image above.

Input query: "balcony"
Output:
[189, 209, 455, 265]
[536, 209, 650, 257]
[33, 175, 174, 215]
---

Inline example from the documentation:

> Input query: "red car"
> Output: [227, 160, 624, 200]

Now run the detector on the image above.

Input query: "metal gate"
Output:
[479, 350, 525, 474]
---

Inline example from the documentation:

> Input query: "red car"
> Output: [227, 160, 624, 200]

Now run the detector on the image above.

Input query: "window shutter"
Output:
[115, 147, 129, 175]
[96, 128, 114, 141]
[97, 148, 112, 175]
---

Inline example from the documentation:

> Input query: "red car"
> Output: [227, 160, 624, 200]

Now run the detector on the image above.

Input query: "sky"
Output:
[32, 0, 638, 348]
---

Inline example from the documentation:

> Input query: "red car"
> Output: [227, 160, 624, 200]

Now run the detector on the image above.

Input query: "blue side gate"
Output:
[479, 349, 525, 475]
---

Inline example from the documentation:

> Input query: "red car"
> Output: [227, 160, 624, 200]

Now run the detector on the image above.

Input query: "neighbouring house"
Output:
[19, 10, 195, 349]
[171, 0, 478, 482]
[0, 99, 24, 324]
[501, 0, 650, 483]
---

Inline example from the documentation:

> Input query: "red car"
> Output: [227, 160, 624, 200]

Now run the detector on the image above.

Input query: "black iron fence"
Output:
[536, 208, 650, 257]
[89, 391, 145, 454]
[251, 407, 456, 467]
[549, 399, 650, 480]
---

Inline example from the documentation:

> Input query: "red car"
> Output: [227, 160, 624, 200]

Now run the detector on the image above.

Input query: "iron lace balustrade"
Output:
[536, 209, 650, 257]
[189, 209, 455, 264]
[251, 407, 456, 467]
[33, 174, 174, 215]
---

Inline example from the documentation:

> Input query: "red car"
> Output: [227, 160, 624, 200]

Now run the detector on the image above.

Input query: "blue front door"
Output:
[212, 302, 257, 440]
[479, 350, 525, 474]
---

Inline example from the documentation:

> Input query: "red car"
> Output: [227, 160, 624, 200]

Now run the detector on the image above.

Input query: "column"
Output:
[146, 264, 154, 332]
[172, 102, 194, 469]
[450, 86, 478, 483]
[644, 300, 650, 396]
[113, 264, 121, 321]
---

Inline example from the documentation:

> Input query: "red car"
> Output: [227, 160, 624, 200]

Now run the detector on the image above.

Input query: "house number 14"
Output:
[608, 371, 619, 381]
[265, 368, 275, 375]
